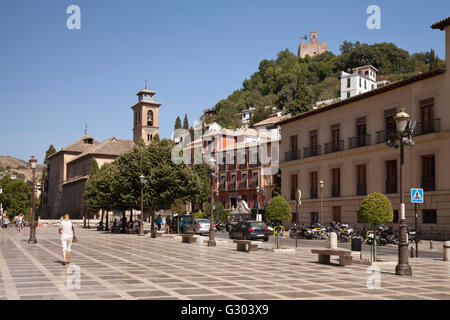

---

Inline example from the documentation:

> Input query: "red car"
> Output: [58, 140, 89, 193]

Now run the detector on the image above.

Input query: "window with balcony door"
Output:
[386, 160, 397, 194]
[331, 168, 340, 197]
[310, 130, 318, 156]
[251, 172, 258, 188]
[289, 135, 298, 161]
[241, 173, 248, 189]
[310, 171, 318, 199]
[420, 98, 435, 134]
[356, 164, 367, 196]
[230, 174, 236, 190]
[310, 212, 319, 224]
[330, 124, 341, 152]
[290, 174, 298, 200]
[347, 79, 350, 88]
[421, 154, 435, 191]
[356, 117, 367, 147]
[385, 109, 396, 140]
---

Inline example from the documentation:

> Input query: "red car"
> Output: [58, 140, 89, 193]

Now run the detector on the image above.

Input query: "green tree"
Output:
[0, 176, 32, 217]
[174, 116, 182, 130]
[90, 158, 99, 174]
[265, 196, 292, 222]
[183, 114, 189, 129]
[358, 192, 393, 224]
[170, 199, 186, 214]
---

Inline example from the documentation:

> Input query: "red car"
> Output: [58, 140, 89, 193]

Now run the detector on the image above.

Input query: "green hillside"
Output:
[201, 41, 445, 129]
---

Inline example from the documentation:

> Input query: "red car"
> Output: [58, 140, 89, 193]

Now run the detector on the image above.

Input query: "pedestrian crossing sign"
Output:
[411, 188, 424, 203]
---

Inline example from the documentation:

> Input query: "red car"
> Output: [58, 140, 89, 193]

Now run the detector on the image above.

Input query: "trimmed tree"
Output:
[358, 192, 394, 261]
[265, 196, 292, 223]
[358, 192, 393, 224]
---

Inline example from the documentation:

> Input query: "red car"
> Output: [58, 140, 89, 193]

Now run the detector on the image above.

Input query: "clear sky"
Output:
[0, 0, 448, 163]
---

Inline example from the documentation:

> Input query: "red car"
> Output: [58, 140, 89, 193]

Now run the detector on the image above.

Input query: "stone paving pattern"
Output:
[0, 226, 449, 300]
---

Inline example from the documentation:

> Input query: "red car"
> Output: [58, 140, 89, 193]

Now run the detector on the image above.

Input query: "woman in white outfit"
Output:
[58, 213, 74, 265]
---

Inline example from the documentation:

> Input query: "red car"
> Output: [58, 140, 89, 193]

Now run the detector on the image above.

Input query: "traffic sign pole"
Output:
[415, 203, 418, 257]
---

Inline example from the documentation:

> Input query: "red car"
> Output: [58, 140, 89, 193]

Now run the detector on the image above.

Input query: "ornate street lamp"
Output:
[206, 157, 217, 247]
[139, 175, 148, 236]
[319, 180, 324, 225]
[28, 156, 38, 244]
[390, 108, 415, 276]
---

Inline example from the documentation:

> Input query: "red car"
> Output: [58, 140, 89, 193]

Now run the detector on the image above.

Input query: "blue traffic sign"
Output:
[411, 188, 424, 203]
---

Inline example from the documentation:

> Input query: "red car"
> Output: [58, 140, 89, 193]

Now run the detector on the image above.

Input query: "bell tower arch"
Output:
[131, 87, 161, 144]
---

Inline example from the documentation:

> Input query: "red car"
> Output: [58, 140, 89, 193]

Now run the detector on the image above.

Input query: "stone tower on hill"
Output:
[298, 31, 328, 58]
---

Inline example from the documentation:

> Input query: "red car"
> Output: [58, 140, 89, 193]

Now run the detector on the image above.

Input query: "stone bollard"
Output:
[329, 232, 338, 249]
[444, 241, 450, 262]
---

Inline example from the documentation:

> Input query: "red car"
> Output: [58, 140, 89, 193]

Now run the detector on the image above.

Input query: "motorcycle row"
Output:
[288, 222, 420, 246]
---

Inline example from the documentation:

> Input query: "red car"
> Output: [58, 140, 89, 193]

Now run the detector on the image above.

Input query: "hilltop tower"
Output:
[298, 31, 328, 58]
[131, 87, 161, 144]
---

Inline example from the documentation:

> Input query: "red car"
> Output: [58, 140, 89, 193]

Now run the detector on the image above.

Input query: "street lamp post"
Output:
[139, 175, 147, 236]
[206, 158, 217, 247]
[391, 108, 415, 276]
[28, 156, 38, 244]
[295, 189, 302, 248]
[0, 187, 3, 227]
[319, 180, 324, 225]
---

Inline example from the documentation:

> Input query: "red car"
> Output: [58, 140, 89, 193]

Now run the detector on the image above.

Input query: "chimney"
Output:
[431, 17, 450, 68]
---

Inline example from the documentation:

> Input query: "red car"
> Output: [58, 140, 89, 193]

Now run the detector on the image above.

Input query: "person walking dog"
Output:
[58, 213, 77, 265]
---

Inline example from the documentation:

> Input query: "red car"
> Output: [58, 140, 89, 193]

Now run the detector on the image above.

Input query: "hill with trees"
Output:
[199, 41, 445, 129]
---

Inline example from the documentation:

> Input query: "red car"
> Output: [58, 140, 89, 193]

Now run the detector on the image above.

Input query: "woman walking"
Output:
[58, 213, 75, 266]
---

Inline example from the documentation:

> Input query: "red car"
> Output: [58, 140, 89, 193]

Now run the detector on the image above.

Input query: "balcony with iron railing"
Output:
[413, 119, 440, 136]
[348, 134, 371, 149]
[376, 130, 396, 144]
[324, 140, 344, 154]
[218, 184, 226, 191]
[249, 161, 261, 168]
[386, 180, 398, 194]
[228, 163, 236, 170]
[357, 183, 367, 196]
[218, 164, 226, 172]
[284, 150, 301, 162]
[239, 182, 248, 190]
[249, 181, 258, 189]
[421, 177, 436, 192]
[303, 145, 321, 159]
[238, 163, 247, 169]
[228, 183, 236, 191]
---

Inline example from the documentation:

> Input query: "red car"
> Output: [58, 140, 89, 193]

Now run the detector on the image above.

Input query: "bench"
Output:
[311, 248, 353, 266]
[233, 240, 261, 252]
[151, 230, 165, 238]
[181, 234, 199, 243]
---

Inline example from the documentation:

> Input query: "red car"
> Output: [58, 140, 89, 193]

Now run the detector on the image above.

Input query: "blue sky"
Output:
[0, 0, 448, 162]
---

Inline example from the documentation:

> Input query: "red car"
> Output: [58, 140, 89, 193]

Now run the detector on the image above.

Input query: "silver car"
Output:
[182, 219, 211, 235]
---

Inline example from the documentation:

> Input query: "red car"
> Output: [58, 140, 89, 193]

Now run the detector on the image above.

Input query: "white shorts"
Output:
[61, 236, 73, 252]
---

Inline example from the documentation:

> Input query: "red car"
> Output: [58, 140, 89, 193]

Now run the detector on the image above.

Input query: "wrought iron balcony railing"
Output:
[284, 150, 301, 162]
[348, 134, 371, 149]
[413, 119, 440, 136]
[324, 140, 344, 154]
[375, 130, 396, 144]
[303, 145, 321, 158]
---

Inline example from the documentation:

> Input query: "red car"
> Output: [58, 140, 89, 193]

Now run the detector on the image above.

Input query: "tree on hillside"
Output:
[174, 116, 182, 130]
[183, 114, 189, 129]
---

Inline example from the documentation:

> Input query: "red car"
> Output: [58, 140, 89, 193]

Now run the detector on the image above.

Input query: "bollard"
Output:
[329, 232, 338, 249]
[444, 241, 450, 262]
[430, 240, 434, 250]
[410, 246, 414, 258]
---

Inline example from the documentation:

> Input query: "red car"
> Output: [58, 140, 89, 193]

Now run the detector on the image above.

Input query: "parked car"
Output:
[182, 219, 211, 235]
[172, 215, 193, 233]
[228, 221, 270, 241]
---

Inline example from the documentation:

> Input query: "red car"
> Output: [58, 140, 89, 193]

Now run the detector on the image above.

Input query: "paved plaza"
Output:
[0, 225, 449, 300]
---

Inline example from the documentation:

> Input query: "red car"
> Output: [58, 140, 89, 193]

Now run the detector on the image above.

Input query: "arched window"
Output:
[147, 110, 154, 126]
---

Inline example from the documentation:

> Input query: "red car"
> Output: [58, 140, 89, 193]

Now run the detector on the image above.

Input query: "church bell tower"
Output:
[131, 86, 161, 145]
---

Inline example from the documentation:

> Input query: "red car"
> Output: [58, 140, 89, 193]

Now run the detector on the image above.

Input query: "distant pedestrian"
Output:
[58, 213, 75, 266]
[156, 215, 162, 231]
[2, 217, 8, 229]
[17, 214, 24, 233]
[165, 216, 171, 234]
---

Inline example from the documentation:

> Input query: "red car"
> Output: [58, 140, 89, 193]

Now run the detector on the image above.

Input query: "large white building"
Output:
[340, 65, 381, 100]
